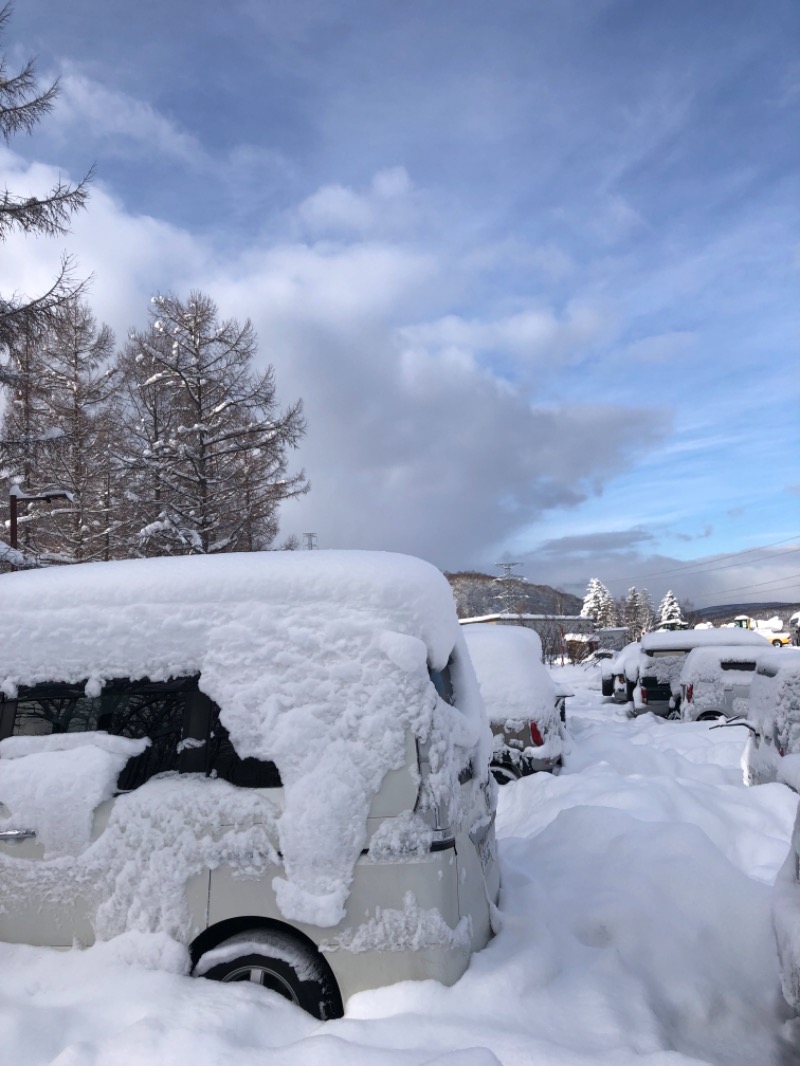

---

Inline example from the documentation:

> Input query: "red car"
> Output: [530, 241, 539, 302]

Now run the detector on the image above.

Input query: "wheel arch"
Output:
[190, 915, 340, 993]
[191, 916, 344, 1019]
[696, 710, 726, 722]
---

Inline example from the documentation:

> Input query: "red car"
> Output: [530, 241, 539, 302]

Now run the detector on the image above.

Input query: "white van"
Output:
[677, 645, 764, 722]
[741, 648, 800, 787]
[0, 551, 500, 1018]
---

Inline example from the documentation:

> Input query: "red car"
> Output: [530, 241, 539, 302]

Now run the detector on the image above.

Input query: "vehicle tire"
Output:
[601, 677, 614, 697]
[490, 762, 521, 785]
[197, 929, 343, 1019]
[772, 640, 783, 648]
[697, 711, 726, 722]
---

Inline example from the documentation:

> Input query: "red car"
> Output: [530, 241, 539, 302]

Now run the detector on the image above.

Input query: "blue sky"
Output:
[3, 0, 799, 607]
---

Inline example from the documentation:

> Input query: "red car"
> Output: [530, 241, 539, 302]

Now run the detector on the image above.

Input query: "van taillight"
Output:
[640, 687, 648, 704]
[530, 722, 544, 745]
[687, 684, 693, 703]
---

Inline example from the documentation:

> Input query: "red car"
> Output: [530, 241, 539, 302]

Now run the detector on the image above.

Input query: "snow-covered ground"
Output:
[2, 662, 800, 1066]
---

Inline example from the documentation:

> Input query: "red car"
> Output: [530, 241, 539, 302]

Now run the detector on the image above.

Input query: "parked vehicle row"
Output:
[601, 629, 775, 719]
[597, 635, 800, 1018]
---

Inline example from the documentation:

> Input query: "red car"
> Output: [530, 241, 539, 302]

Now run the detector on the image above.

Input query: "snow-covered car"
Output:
[462, 623, 568, 784]
[0, 551, 500, 1018]
[602, 641, 641, 702]
[741, 648, 800, 787]
[677, 646, 764, 722]
[630, 629, 770, 718]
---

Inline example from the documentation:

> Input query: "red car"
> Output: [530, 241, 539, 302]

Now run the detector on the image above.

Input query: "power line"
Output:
[702, 572, 800, 598]
[684, 546, 800, 578]
[707, 575, 800, 597]
[605, 534, 799, 587]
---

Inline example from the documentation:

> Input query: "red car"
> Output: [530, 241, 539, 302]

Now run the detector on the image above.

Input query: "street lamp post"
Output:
[8, 485, 74, 549]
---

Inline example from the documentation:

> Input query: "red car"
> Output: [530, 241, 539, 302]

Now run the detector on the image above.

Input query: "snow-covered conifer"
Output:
[657, 589, 684, 628]
[115, 291, 308, 555]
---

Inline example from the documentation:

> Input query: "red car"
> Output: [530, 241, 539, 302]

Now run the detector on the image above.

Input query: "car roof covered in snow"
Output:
[640, 629, 768, 654]
[461, 622, 557, 724]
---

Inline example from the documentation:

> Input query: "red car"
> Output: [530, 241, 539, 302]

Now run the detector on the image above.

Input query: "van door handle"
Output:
[0, 828, 37, 842]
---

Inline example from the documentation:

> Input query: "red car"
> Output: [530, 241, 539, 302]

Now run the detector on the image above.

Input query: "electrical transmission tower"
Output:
[495, 561, 522, 614]
[303, 532, 318, 550]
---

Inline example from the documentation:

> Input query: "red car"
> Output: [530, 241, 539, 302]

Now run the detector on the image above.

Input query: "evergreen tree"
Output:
[623, 586, 656, 640]
[580, 578, 604, 620]
[657, 589, 684, 628]
[115, 291, 308, 555]
[580, 578, 616, 627]
[638, 587, 655, 636]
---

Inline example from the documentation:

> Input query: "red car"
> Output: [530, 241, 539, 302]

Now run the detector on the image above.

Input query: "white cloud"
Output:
[625, 331, 696, 364]
[294, 167, 421, 238]
[398, 301, 615, 372]
[54, 70, 204, 165]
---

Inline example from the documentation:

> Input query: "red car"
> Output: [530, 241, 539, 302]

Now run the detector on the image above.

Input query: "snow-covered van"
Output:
[677, 645, 765, 722]
[462, 623, 568, 783]
[0, 551, 500, 1018]
[741, 648, 800, 788]
[601, 641, 641, 703]
[629, 629, 769, 717]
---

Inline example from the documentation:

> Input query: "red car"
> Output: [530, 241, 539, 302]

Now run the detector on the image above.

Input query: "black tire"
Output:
[601, 677, 614, 697]
[491, 761, 521, 785]
[772, 640, 783, 648]
[198, 929, 343, 1019]
[697, 711, 726, 722]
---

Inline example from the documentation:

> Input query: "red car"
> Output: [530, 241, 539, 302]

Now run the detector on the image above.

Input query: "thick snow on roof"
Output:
[461, 624, 556, 725]
[678, 645, 765, 682]
[0, 551, 459, 688]
[640, 629, 768, 653]
[0, 551, 488, 928]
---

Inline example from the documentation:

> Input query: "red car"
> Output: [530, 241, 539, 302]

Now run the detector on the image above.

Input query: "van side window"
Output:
[0, 676, 282, 791]
[429, 659, 475, 783]
[207, 712, 282, 788]
[430, 664, 455, 705]
[104, 677, 195, 790]
[3, 683, 97, 736]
